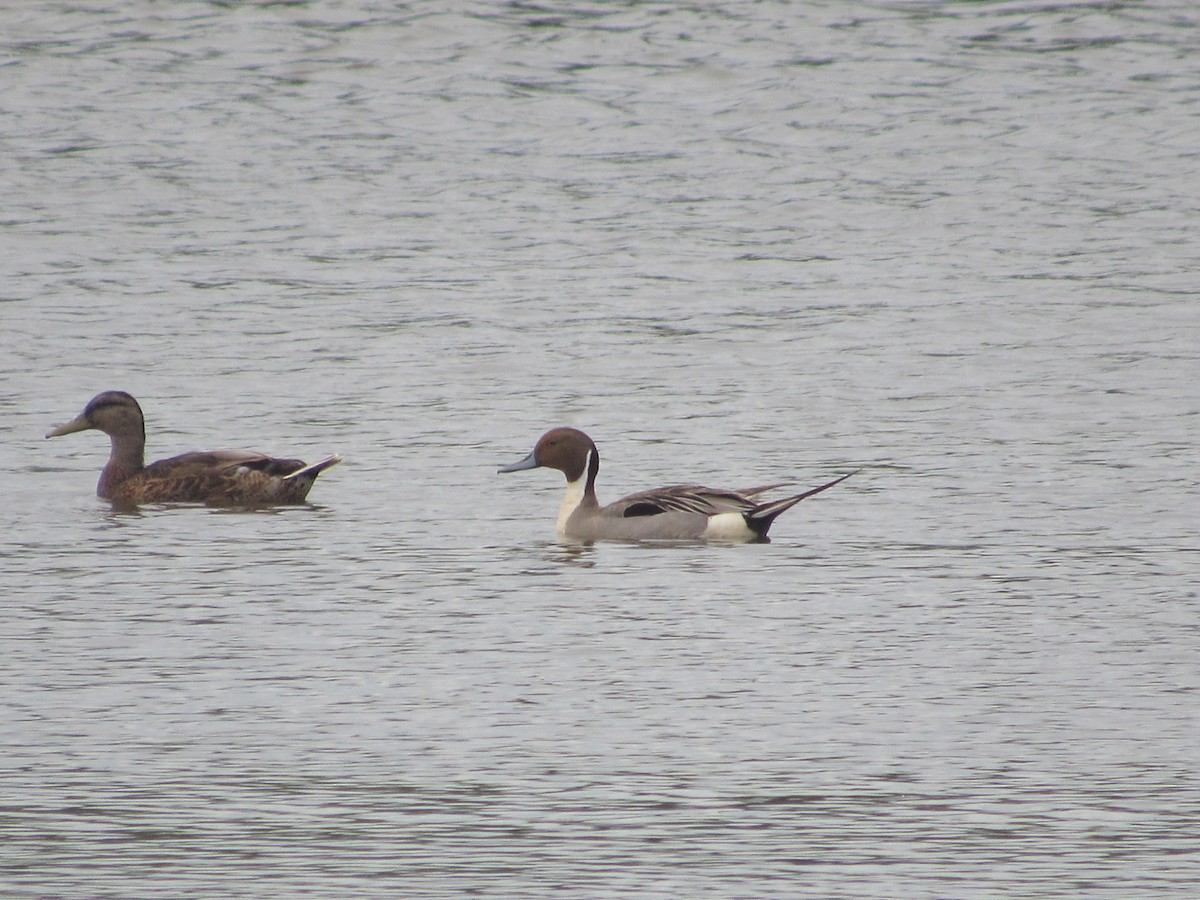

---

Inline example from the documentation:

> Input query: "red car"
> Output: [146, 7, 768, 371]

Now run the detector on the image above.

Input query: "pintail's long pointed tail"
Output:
[746, 468, 860, 537]
[284, 453, 343, 481]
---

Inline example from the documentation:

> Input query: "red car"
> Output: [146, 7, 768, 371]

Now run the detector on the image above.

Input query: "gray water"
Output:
[3, 1, 1198, 897]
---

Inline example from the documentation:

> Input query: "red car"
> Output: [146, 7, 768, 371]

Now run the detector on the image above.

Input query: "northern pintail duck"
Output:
[499, 427, 855, 542]
[46, 391, 341, 506]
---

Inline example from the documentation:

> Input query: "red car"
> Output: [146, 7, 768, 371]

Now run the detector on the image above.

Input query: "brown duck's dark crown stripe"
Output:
[86, 393, 139, 415]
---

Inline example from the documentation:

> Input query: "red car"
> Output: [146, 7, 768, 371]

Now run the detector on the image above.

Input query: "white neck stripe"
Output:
[557, 449, 592, 534]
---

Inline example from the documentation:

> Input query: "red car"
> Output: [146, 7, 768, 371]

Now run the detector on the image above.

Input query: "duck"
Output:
[46, 391, 342, 506]
[498, 427, 855, 542]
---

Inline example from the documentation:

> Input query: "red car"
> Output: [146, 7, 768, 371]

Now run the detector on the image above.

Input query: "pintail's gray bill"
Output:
[498, 451, 539, 473]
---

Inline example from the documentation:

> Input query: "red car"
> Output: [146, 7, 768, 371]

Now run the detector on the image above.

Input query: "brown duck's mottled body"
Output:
[46, 391, 341, 506]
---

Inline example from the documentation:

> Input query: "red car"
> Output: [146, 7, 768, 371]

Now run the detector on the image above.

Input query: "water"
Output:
[3, 1, 1198, 896]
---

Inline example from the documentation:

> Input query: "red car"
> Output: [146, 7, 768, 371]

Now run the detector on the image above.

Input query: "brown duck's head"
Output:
[46, 391, 146, 442]
[499, 427, 599, 483]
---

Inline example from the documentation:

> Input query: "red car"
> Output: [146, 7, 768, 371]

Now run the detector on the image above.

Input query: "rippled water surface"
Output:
[3, 1, 1198, 897]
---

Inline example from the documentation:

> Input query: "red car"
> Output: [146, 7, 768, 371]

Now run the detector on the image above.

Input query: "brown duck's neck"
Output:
[98, 434, 145, 499]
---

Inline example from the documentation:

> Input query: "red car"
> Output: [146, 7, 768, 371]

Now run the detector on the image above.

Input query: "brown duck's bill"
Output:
[498, 451, 539, 473]
[46, 415, 91, 438]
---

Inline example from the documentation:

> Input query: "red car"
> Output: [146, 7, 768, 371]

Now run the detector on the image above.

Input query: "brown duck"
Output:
[46, 391, 341, 506]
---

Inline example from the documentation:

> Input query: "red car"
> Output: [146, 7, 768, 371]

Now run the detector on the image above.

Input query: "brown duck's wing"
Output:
[146, 450, 308, 478]
[117, 450, 310, 505]
[610, 484, 761, 519]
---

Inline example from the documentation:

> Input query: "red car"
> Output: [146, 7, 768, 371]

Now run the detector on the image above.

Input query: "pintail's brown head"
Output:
[499, 427, 599, 484]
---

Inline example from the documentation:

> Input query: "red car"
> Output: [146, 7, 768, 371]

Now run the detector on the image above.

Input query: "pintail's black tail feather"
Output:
[745, 469, 860, 538]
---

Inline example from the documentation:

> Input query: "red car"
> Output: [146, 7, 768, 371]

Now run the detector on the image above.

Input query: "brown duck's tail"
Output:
[284, 453, 343, 482]
[745, 469, 859, 538]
